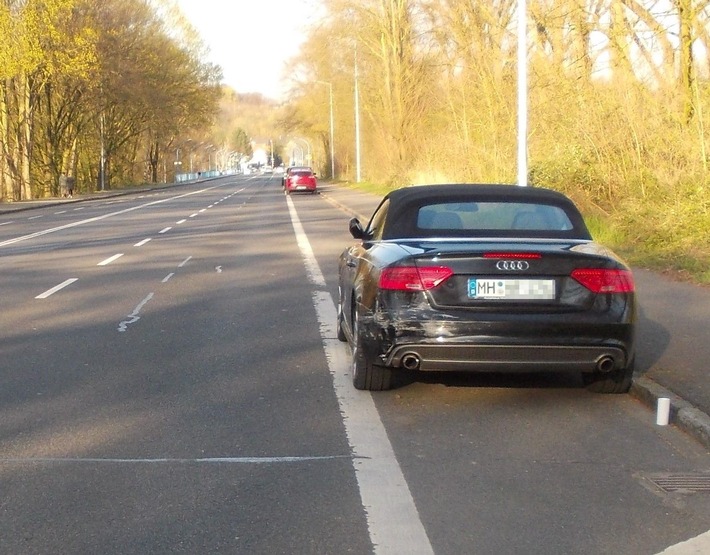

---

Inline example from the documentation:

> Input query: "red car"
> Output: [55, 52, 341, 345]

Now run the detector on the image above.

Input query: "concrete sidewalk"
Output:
[316, 183, 710, 450]
[3, 182, 710, 449]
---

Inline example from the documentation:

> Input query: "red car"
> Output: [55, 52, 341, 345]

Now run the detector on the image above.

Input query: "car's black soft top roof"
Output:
[385, 183, 575, 204]
[375, 183, 590, 241]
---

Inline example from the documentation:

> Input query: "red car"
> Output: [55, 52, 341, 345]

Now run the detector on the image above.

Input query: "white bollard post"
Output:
[656, 398, 671, 426]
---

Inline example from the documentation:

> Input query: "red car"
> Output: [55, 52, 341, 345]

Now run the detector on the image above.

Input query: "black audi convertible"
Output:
[337, 184, 636, 393]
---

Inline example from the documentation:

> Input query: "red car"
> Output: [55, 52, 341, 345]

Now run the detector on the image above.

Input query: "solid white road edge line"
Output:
[0, 456, 348, 464]
[286, 195, 434, 555]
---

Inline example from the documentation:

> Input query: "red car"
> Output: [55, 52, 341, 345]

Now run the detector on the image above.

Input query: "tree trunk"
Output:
[19, 72, 33, 200]
[0, 79, 11, 201]
[676, 0, 694, 124]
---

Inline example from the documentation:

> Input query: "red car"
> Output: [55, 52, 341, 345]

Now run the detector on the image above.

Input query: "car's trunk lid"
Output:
[394, 239, 627, 312]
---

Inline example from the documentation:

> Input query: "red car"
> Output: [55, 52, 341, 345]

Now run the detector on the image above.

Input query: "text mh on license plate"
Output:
[468, 278, 556, 300]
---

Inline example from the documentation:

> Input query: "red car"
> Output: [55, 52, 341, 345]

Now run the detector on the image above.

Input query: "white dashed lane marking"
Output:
[35, 279, 78, 299]
[97, 253, 124, 266]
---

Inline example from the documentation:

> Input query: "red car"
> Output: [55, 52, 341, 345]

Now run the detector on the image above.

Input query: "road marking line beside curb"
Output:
[287, 195, 434, 555]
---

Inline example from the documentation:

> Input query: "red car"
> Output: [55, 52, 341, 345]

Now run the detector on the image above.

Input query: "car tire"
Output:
[351, 308, 392, 391]
[582, 357, 634, 394]
[336, 290, 347, 343]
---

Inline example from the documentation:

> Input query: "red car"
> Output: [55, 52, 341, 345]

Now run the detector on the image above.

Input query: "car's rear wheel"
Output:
[351, 308, 392, 391]
[583, 357, 634, 394]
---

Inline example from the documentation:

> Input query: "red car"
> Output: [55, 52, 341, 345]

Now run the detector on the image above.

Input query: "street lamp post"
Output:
[317, 81, 335, 179]
[204, 144, 215, 173]
[174, 148, 182, 181]
[100, 112, 106, 191]
[517, 0, 528, 186]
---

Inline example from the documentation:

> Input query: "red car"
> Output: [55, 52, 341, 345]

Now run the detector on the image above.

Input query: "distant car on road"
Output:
[337, 184, 636, 393]
[284, 167, 317, 194]
[282, 166, 311, 187]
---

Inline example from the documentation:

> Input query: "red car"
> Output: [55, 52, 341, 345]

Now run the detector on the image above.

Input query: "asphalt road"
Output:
[1, 175, 709, 554]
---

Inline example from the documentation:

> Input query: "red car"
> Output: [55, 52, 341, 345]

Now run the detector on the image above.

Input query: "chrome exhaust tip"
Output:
[401, 353, 421, 371]
[596, 355, 616, 373]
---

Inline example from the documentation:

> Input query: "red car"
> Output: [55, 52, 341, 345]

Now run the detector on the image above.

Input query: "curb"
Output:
[631, 376, 710, 449]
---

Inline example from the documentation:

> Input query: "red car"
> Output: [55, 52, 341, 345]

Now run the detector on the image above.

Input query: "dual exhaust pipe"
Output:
[399, 352, 617, 373]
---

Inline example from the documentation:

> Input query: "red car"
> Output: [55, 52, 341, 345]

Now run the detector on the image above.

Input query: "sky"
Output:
[175, 0, 323, 100]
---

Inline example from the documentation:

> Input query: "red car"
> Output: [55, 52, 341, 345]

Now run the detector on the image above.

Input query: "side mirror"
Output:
[348, 217, 366, 239]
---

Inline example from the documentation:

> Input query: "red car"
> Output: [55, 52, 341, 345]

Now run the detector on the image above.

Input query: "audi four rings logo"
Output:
[496, 260, 530, 271]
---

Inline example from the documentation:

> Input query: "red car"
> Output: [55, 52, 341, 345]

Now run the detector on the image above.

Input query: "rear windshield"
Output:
[417, 201, 574, 232]
[293, 171, 312, 177]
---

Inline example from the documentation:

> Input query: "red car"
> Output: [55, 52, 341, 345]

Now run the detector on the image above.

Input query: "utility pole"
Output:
[517, 0, 528, 186]
[317, 81, 336, 179]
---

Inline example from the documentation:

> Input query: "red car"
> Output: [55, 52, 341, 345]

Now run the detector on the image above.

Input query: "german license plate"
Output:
[468, 278, 556, 300]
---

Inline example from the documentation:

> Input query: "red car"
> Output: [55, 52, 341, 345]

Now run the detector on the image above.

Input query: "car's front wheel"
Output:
[351, 308, 392, 391]
[583, 357, 635, 394]
[336, 288, 347, 343]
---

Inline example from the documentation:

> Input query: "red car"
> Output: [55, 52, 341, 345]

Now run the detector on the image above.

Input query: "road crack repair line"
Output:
[118, 293, 154, 333]
[119, 256, 192, 330]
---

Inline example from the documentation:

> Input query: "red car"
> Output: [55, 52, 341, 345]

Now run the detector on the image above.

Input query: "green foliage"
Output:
[231, 128, 252, 157]
[1, 0, 222, 200]
[612, 181, 709, 281]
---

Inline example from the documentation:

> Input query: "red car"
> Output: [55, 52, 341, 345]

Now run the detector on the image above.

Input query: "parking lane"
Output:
[291, 186, 710, 555]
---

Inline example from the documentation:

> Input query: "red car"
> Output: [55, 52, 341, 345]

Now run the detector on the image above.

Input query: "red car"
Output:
[284, 167, 317, 194]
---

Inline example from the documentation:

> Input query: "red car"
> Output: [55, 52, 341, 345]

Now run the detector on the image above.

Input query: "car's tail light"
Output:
[379, 266, 454, 291]
[571, 268, 635, 293]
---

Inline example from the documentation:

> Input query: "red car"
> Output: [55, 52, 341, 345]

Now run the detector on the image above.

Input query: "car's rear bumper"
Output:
[287, 183, 317, 192]
[384, 342, 629, 373]
[359, 312, 635, 374]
